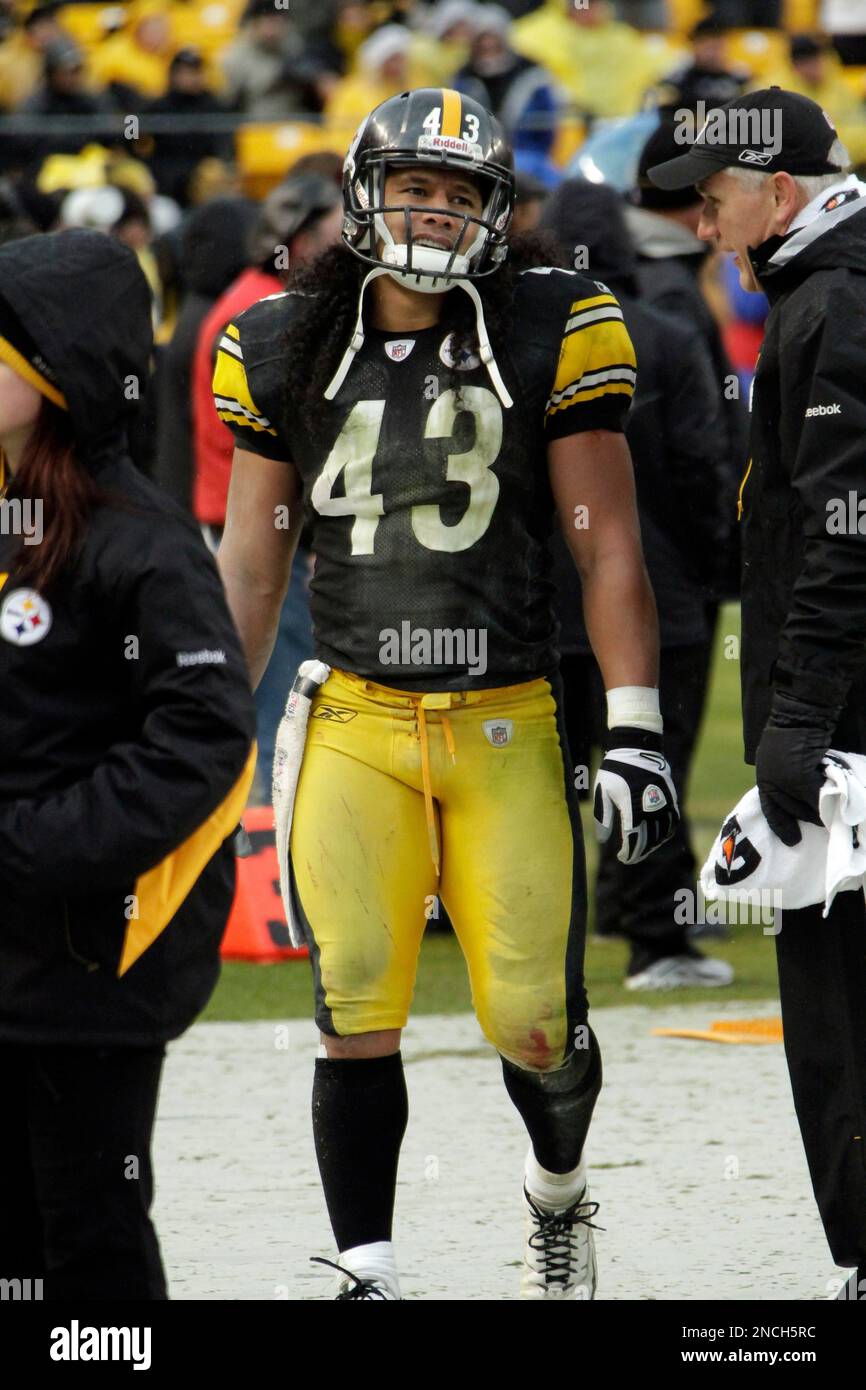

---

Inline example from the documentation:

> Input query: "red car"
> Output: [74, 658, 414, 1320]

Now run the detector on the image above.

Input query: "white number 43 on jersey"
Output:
[310, 388, 503, 556]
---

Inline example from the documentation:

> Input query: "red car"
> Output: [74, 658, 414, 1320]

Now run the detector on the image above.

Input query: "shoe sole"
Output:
[625, 970, 735, 991]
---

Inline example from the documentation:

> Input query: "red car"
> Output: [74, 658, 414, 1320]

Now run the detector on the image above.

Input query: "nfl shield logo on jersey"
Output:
[385, 339, 415, 362]
[483, 718, 513, 747]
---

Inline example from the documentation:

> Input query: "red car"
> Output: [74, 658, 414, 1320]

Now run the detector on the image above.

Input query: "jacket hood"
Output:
[750, 190, 866, 302]
[539, 179, 639, 293]
[0, 228, 153, 463]
[624, 203, 706, 262]
[179, 197, 259, 298]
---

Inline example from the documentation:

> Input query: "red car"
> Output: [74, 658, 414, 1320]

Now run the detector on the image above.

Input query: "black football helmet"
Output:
[342, 87, 516, 289]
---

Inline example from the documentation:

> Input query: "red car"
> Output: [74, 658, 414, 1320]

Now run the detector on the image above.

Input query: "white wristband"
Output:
[606, 685, 663, 735]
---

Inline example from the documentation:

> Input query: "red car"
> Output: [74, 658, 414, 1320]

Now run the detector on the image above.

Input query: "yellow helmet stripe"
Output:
[440, 88, 462, 139]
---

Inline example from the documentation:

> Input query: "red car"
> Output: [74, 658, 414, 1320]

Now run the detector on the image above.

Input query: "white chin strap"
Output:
[382, 240, 473, 291]
[324, 248, 513, 409]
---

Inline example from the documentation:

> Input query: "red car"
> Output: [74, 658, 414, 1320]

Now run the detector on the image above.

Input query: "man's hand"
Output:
[755, 690, 835, 846]
[593, 727, 680, 865]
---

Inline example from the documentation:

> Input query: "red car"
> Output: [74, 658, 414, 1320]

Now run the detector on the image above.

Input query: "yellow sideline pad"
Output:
[652, 1018, 783, 1045]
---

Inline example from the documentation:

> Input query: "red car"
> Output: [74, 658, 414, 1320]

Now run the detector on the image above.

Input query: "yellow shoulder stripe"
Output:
[212, 345, 277, 435]
[547, 316, 637, 416]
[568, 293, 619, 315]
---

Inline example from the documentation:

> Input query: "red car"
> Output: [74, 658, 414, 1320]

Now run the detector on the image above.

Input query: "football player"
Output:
[214, 88, 678, 1300]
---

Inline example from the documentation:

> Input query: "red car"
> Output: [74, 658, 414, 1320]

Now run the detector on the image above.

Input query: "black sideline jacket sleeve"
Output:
[0, 524, 256, 897]
[774, 283, 866, 707]
[658, 323, 730, 588]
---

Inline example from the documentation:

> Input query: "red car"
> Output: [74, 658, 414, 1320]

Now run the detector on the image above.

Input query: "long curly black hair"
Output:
[278, 230, 567, 425]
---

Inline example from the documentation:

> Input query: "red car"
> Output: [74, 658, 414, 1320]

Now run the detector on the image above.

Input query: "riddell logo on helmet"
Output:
[418, 134, 482, 161]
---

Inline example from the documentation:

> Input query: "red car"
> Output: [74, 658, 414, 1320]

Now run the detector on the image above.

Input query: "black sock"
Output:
[501, 1028, 602, 1173]
[312, 1052, 408, 1251]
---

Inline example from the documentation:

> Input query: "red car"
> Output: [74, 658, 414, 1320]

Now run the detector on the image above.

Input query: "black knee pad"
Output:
[501, 1026, 602, 1172]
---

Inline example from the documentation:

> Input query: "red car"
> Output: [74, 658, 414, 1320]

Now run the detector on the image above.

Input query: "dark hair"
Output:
[278, 231, 567, 421]
[690, 17, 726, 38]
[4, 398, 140, 594]
[286, 151, 344, 186]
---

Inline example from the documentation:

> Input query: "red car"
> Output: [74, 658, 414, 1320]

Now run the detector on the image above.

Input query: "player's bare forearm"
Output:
[548, 429, 659, 690]
[217, 447, 303, 689]
[580, 550, 659, 689]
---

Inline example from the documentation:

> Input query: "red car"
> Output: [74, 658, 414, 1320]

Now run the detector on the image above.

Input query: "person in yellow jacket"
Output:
[512, 0, 676, 119]
[325, 23, 415, 140]
[411, 0, 477, 86]
[763, 34, 866, 166]
[0, 4, 66, 111]
[88, 1, 175, 101]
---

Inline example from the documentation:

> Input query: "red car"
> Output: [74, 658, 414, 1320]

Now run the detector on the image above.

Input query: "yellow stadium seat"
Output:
[667, 0, 706, 37]
[783, 0, 820, 32]
[839, 65, 866, 98]
[235, 122, 334, 199]
[550, 113, 587, 169]
[171, 1, 238, 54]
[56, 3, 130, 49]
[726, 29, 790, 80]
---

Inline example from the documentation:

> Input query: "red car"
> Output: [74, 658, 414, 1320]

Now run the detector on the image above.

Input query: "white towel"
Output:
[272, 659, 331, 947]
[700, 751, 866, 917]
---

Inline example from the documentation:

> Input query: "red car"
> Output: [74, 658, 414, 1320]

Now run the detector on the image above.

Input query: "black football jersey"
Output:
[212, 268, 636, 689]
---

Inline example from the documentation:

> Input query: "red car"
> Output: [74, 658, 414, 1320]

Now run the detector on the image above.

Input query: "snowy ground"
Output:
[152, 1003, 849, 1301]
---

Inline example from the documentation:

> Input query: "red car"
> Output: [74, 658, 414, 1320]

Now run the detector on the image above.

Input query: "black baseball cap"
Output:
[647, 87, 842, 190]
[635, 118, 703, 210]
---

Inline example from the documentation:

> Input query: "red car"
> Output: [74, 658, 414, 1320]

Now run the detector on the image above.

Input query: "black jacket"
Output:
[535, 181, 729, 653]
[626, 204, 748, 598]
[152, 198, 257, 511]
[145, 90, 234, 205]
[551, 288, 728, 653]
[0, 230, 257, 1045]
[741, 195, 866, 763]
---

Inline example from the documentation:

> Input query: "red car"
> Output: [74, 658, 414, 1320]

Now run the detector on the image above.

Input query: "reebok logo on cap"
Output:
[738, 149, 774, 165]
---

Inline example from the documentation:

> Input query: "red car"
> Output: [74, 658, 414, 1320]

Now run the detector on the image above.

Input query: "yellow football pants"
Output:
[289, 667, 588, 1070]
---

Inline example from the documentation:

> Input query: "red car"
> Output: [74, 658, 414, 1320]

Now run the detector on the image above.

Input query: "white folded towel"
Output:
[700, 751, 866, 917]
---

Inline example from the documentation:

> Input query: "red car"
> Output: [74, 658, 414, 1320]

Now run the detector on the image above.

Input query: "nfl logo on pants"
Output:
[483, 719, 513, 747]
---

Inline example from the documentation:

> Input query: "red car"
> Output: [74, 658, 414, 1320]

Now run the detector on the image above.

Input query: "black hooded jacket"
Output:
[626, 202, 749, 600]
[0, 229, 257, 1045]
[539, 181, 729, 651]
[153, 198, 258, 510]
[742, 194, 866, 762]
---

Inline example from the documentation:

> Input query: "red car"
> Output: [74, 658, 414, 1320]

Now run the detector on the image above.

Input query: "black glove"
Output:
[593, 727, 680, 866]
[755, 689, 837, 847]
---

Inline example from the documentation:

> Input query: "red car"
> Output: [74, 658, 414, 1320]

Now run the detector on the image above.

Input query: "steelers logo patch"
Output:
[440, 332, 481, 371]
[0, 587, 52, 646]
